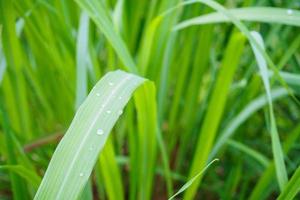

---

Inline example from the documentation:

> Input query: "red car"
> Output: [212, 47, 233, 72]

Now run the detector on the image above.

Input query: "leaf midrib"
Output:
[55, 74, 134, 198]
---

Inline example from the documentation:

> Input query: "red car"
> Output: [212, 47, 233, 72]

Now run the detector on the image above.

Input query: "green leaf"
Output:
[184, 32, 246, 200]
[227, 140, 270, 168]
[210, 88, 288, 160]
[250, 31, 288, 190]
[278, 165, 300, 200]
[0, 165, 41, 189]
[172, 0, 297, 105]
[75, 12, 90, 109]
[34, 70, 147, 199]
[74, 0, 138, 73]
[174, 7, 300, 30]
[168, 159, 219, 200]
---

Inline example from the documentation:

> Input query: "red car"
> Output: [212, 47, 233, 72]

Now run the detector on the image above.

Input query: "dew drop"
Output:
[106, 110, 111, 114]
[79, 173, 84, 177]
[109, 82, 114, 86]
[96, 129, 104, 135]
[118, 96, 122, 100]
[96, 93, 100, 96]
[287, 9, 293, 15]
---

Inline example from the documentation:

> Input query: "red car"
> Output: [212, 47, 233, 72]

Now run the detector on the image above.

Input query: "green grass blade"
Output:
[277, 166, 300, 200]
[0, 165, 41, 189]
[169, 159, 219, 200]
[0, 0, 32, 137]
[0, 100, 30, 199]
[210, 88, 288, 159]
[134, 82, 158, 200]
[183, 32, 246, 200]
[172, 0, 297, 105]
[249, 124, 300, 200]
[0, 27, 6, 84]
[99, 137, 124, 200]
[174, 7, 300, 30]
[227, 140, 270, 168]
[137, 16, 162, 75]
[34, 70, 146, 199]
[250, 31, 288, 190]
[75, 11, 90, 109]
[74, 0, 138, 73]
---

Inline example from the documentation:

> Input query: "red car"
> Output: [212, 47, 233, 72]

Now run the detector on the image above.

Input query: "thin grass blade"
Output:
[0, 165, 41, 189]
[168, 159, 219, 200]
[74, 0, 137, 73]
[174, 7, 300, 30]
[277, 166, 300, 200]
[250, 31, 288, 190]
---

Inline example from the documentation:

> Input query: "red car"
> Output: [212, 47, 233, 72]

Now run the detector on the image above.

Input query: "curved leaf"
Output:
[174, 7, 300, 30]
[34, 70, 148, 199]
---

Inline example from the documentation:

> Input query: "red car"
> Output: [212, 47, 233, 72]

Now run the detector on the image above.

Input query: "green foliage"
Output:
[0, 0, 299, 199]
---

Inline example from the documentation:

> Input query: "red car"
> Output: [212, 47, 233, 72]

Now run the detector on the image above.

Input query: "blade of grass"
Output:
[174, 7, 300, 30]
[0, 26, 6, 84]
[209, 87, 288, 160]
[0, 0, 32, 137]
[168, 159, 219, 200]
[99, 137, 124, 200]
[277, 165, 300, 200]
[137, 16, 163, 75]
[75, 11, 90, 109]
[183, 32, 246, 200]
[74, 0, 138, 73]
[34, 70, 147, 199]
[171, 0, 298, 105]
[227, 140, 270, 168]
[170, 0, 291, 194]
[134, 83, 158, 200]
[0, 99, 30, 199]
[249, 124, 300, 200]
[250, 31, 288, 190]
[0, 165, 41, 189]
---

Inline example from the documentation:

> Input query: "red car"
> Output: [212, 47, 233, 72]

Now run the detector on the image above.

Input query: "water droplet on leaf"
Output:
[96, 129, 104, 135]
[287, 9, 293, 15]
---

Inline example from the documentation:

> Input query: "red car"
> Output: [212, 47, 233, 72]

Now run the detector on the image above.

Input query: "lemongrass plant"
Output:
[0, 0, 300, 199]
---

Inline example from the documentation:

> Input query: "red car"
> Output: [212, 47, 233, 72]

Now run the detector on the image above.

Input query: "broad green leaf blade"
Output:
[0, 165, 41, 189]
[34, 70, 146, 200]
[250, 31, 288, 190]
[168, 159, 219, 200]
[74, 0, 138, 73]
[278, 165, 300, 200]
[174, 7, 300, 30]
